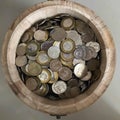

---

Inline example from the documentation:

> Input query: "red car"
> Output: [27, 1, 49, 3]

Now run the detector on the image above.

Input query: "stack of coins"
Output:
[15, 14, 101, 100]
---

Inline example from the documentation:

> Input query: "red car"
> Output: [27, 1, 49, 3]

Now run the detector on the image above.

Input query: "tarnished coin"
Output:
[25, 77, 41, 91]
[73, 58, 85, 66]
[38, 69, 51, 83]
[15, 55, 27, 67]
[86, 58, 100, 71]
[34, 84, 49, 96]
[60, 38, 75, 53]
[21, 65, 31, 76]
[16, 43, 27, 56]
[66, 30, 82, 46]
[81, 71, 92, 81]
[67, 78, 79, 88]
[74, 63, 87, 78]
[26, 54, 36, 61]
[50, 27, 67, 41]
[70, 86, 80, 98]
[91, 69, 101, 82]
[59, 67, 72, 81]
[50, 59, 62, 72]
[48, 69, 59, 84]
[60, 59, 73, 69]
[27, 62, 42, 76]
[48, 46, 60, 59]
[36, 51, 50, 65]
[52, 81, 67, 95]
[34, 30, 48, 41]
[26, 41, 40, 56]
[61, 17, 75, 30]
[60, 52, 74, 62]
[41, 40, 54, 51]
[86, 41, 100, 52]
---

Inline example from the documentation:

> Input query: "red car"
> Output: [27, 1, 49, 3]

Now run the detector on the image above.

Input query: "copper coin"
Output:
[50, 27, 67, 41]
[70, 86, 80, 98]
[67, 78, 79, 88]
[91, 69, 101, 82]
[50, 59, 62, 72]
[59, 67, 72, 81]
[86, 58, 100, 71]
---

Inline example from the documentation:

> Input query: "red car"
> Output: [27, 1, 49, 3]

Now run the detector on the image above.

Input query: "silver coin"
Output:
[73, 58, 85, 66]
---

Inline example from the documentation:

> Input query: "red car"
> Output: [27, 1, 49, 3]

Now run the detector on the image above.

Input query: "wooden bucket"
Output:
[1, 0, 116, 116]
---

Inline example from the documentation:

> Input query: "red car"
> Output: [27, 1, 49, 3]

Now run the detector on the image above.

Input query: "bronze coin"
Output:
[67, 78, 79, 88]
[86, 58, 100, 71]
[50, 59, 62, 72]
[59, 67, 72, 81]
[70, 86, 80, 98]
[91, 69, 101, 82]
[50, 27, 67, 41]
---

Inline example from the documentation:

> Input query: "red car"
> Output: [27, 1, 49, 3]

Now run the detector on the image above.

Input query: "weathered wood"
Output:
[1, 0, 116, 115]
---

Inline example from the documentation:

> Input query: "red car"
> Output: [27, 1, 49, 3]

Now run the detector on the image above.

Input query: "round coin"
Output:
[50, 27, 67, 41]
[21, 32, 31, 43]
[34, 30, 48, 41]
[60, 52, 74, 61]
[70, 86, 80, 98]
[81, 71, 92, 81]
[60, 59, 73, 69]
[73, 58, 85, 66]
[60, 38, 75, 53]
[50, 59, 62, 72]
[15, 55, 27, 67]
[67, 78, 79, 88]
[48, 46, 60, 59]
[52, 81, 67, 95]
[27, 62, 42, 76]
[38, 69, 51, 83]
[36, 51, 50, 65]
[59, 67, 72, 81]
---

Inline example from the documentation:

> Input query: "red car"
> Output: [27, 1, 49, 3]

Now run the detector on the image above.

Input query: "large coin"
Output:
[50, 27, 67, 41]
[59, 67, 72, 81]
[50, 59, 62, 72]
[52, 81, 67, 95]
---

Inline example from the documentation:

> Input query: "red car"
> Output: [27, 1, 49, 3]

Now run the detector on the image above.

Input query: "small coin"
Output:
[59, 67, 72, 81]
[60, 52, 74, 62]
[16, 43, 27, 56]
[26, 54, 36, 61]
[21, 32, 32, 43]
[50, 59, 62, 72]
[36, 51, 50, 65]
[48, 46, 60, 59]
[34, 30, 48, 41]
[26, 41, 40, 56]
[86, 58, 100, 71]
[27, 62, 42, 76]
[66, 30, 82, 46]
[48, 69, 59, 84]
[70, 86, 80, 98]
[21, 65, 31, 76]
[25, 77, 41, 91]
[52, 81, 67, 94]
[38, 69, 51, 83]
[86, 41, 100, 52]
[67, 78, 79, 88]
[41, 39, 54, 51]
[74, 63, 87, 78]
[61, 17, 75, 30]
[50, 27, 67, 41]
[73, 58, 85, 66]
[15, 55, 27, 67]
[60, 59, 73, 69]
[60, 38, 75, 53]
[53, 41, 61, 48]
[81, 71, 92, 81]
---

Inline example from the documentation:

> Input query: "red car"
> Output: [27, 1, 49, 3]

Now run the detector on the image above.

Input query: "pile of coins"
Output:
[16, 14, 101, 100]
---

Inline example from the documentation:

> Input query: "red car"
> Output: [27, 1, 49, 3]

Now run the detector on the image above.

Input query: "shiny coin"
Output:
[52, 81, 67, 95]
[48, 69, 59, 84]
[36, 51, 50, 65]
[27, 62, 42, 76]
[26, 41, 39, 56]
[60, 38, 75, 53]
[53, 41, 61, 48]
[16, 43, 27, 56]
[48, 46, 60, 59]
[74, 63, 87, 78]
[86, 41, 100, 52]
[61, 17, 75, 30]
[70, 86, 80, 98]
[41, 39, 54, 51]
[25, 77, 41, 91]
[67, 30, 82, 46]
[59, 67, 72, 81]
[38, 69, 51, 83]
[67, 78, 79, 88]
[73, 58, 85, 66]
[15, 55, 27, 67]
[86, 58, 100, 71]
[60, 59, 73, 69]
[60, 52, 74, 61]
[34, 30, 48, 41]
[50, 59, 62, 72]
[81, 71, 92, 81]
[50, 27, 67, 41]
